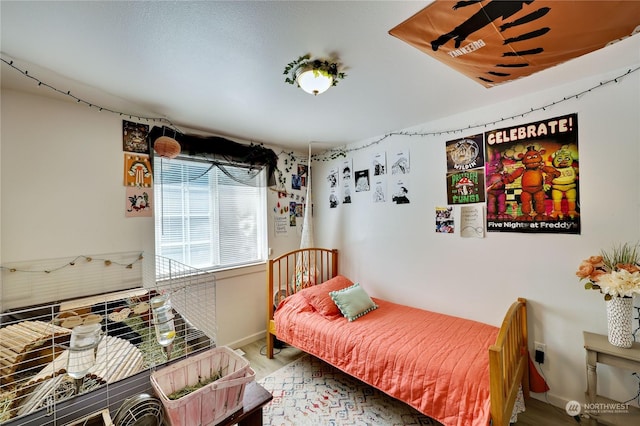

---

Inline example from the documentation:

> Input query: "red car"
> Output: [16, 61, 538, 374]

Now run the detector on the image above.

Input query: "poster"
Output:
[125, 187, 152, 217]
[122, 120, 149, 154]
[447, 168, 485, 205]
[446, 134, 486, 204]
[484, 113, 579, 234]
[391, 149, 410, 206]
[124, 154, 152, 188]
[327, 166, 339, 208]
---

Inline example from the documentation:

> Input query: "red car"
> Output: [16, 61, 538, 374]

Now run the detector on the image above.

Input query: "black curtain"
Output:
[149, 126, 278, 187]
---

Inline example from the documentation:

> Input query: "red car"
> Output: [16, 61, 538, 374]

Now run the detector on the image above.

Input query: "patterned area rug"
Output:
[258, 354, 443, 426]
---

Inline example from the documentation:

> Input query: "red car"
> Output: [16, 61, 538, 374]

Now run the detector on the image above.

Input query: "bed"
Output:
[265, 248, 529, 426]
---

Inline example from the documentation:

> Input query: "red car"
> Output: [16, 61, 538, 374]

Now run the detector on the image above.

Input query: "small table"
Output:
[583, 331, 640, 425]
[216, 381, 273, 426]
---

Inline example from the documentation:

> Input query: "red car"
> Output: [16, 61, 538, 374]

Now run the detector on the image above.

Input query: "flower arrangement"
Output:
[576, 242, 640, 300]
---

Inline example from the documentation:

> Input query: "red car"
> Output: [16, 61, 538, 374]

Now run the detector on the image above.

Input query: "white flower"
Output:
[598, 269, 640, 298]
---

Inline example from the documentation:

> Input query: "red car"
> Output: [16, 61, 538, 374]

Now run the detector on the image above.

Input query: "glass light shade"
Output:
[296, 68, 334, 96]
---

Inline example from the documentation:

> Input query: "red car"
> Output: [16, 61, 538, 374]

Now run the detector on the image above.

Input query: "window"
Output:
[154, 157, 267, 271]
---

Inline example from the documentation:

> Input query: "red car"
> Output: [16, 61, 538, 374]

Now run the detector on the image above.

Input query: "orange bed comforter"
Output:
[274, 290, 499, 426]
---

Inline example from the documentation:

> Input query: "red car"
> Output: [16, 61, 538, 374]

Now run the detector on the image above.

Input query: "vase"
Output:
[606, 296, 634, 348]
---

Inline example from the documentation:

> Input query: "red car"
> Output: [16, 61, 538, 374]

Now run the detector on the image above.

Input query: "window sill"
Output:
[211, 261, 266, 281]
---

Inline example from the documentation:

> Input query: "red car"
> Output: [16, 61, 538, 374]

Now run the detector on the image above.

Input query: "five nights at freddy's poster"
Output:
[485, 113, 580, 234]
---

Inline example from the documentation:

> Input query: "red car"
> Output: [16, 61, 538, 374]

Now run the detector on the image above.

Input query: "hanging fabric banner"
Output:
[389, 0, 640, 87]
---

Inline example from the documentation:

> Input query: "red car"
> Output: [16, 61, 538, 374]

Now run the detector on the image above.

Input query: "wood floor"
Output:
[238, 338, 582, 426]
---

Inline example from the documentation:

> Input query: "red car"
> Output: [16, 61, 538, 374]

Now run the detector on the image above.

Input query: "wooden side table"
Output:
[216, 381, 273, 426]
[583, 331, 640, 426]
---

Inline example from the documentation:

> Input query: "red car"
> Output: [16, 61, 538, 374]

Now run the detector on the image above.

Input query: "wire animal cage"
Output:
[0, 253, 216, 426]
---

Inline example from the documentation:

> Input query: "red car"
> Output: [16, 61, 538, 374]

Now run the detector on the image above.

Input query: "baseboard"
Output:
[225, 330, 265, 349]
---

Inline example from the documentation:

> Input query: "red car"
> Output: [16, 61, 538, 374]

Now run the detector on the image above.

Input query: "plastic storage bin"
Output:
[150, 346, 255, 426]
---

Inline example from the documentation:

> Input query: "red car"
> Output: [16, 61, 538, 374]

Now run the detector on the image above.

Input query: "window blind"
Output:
[154, 157, 267, 271]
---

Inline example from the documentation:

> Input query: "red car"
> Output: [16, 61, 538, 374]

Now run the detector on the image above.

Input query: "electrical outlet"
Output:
[534, 341, 546, 364]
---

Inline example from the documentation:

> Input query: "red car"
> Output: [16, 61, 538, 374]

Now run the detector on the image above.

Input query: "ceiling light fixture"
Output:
[284, 54, 346, 96]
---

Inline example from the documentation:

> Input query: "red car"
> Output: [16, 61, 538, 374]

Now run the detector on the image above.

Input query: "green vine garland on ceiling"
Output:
[283, 54, 346, 88]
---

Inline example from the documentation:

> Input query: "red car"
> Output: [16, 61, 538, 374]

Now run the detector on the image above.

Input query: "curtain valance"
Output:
[149, 126, 278, 187]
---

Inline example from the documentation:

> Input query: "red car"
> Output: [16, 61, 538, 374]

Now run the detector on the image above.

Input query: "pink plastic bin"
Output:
[150, 346, 255, 425]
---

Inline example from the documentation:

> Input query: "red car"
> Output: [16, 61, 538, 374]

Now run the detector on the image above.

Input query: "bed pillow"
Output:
[299, 275, 354, 317]
[329, 283, 378, 321]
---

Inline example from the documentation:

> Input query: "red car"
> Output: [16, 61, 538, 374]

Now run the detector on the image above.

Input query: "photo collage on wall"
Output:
[122, 120, 152, 218]
[272, 163, 307, 237]
[443, 113, 580, 235]
[326, 149, 410, 208]
[289, 164, 307, 226]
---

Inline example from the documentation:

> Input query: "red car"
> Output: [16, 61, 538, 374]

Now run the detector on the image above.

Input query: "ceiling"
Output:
[1, 1, 639, 152]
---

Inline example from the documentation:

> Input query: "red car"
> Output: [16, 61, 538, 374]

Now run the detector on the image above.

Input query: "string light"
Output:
[0, 253, 144, 274]
[0, 55, 180, 132]
[295, 65, 639, 162]
[3, 54, 636, 166]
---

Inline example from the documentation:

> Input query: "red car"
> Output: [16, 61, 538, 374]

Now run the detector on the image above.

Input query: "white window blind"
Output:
[154, 157, 267, 271]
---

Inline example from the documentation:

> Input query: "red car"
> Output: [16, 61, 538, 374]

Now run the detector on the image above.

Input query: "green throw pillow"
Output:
[329, 283, 378, 321]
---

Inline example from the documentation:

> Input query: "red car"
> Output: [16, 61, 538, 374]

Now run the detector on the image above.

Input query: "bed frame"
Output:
[265, 248, 528, 426]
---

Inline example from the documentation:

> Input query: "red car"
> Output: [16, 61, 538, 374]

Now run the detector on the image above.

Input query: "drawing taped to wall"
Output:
[372, 177, 386, 203]
[392, 179, 410, 204]
[372, 152, 387, 176]
[341, 159, 353, 204]
[326, 167, 338, 189]
[329, 193, 339, 208]
[327, 166, 339, 208]
[484, 113, 580, 234]
[355, 169, 370, 192]
[391, 150, 410, 174]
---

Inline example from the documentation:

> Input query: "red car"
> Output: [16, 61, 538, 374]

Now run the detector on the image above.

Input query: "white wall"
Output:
[3, 62, 639, 410]
[313, 66, 640, 409]
[0, 89, 302, 347]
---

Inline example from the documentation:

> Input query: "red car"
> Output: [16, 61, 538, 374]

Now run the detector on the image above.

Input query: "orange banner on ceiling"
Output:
[389, 0, 640, 87]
